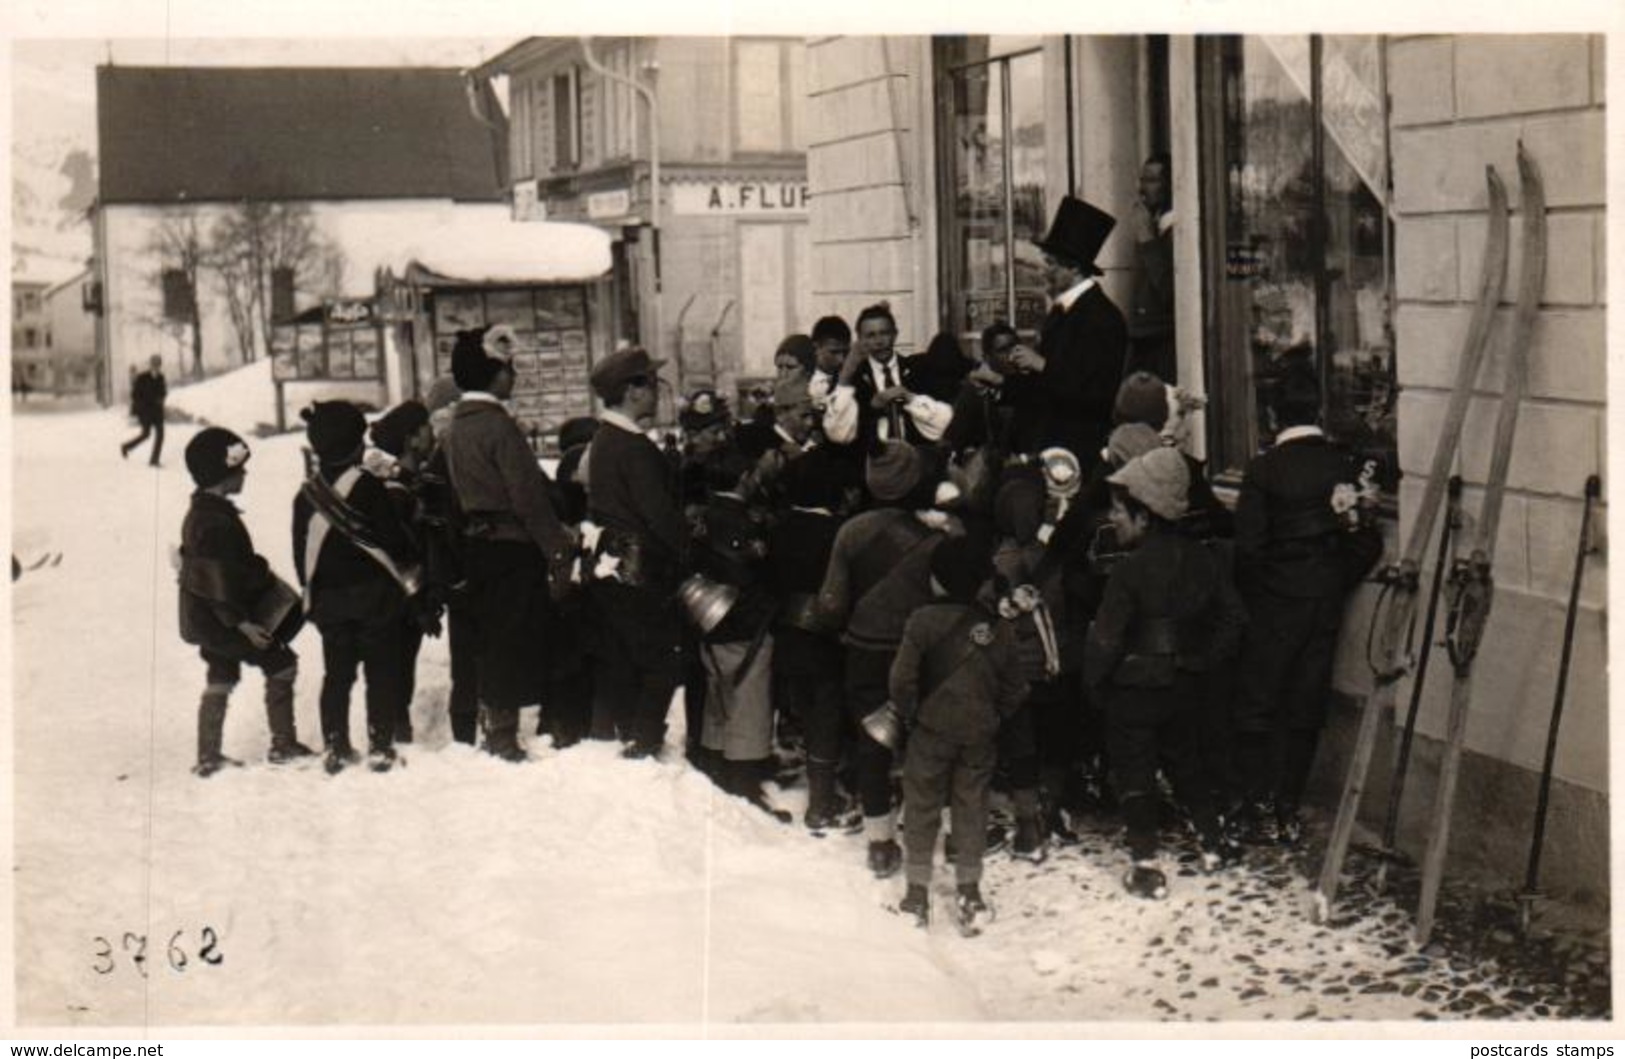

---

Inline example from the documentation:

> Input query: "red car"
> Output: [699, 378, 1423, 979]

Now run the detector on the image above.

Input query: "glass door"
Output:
[936, 38, 1052, 351]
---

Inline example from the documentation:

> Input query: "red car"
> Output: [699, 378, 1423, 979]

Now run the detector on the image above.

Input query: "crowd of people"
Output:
[173, 194, 1383, 930]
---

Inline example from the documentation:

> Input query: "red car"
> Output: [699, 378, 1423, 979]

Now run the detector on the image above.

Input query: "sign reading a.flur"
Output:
[672, 181, 810, 216]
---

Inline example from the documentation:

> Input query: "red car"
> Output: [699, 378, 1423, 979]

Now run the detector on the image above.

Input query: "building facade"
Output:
[474, 36, 812, 410]
[806, 34, 1608, 906]
[43, 268, 98, 395]
[92, 66, 518, 413]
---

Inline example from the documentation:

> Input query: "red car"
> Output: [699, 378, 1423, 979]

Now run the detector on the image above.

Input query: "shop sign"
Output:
[1226, 244, 1266, 280]
[325, 299, 375, 327]
[587, 189, 633, 220]
[672, 181, 810, 216]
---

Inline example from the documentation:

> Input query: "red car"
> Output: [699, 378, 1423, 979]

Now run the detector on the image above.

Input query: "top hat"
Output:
[1033, 196, 1116, 276]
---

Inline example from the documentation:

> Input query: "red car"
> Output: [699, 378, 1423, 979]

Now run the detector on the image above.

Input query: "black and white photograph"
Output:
[4, 0, 1618, 1038]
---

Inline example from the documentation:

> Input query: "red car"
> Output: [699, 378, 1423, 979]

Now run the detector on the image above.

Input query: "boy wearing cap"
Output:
[813, 440, 945, 877]
[1085, 447, 1246, 898]
[585, 346, 689, 759]
[179, 428, 312, 776]
[294, 400, 424, 774]
[891, 533, 1028, 932]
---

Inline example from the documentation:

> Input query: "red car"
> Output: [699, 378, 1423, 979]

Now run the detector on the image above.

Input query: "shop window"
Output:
[1198, 35, 1396, 496]
[934, 37, 1054, 347]
[735, 40, 806, 154]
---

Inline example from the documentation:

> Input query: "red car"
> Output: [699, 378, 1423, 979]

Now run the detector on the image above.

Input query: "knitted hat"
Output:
[679, 388, 730, 432]
[1108, 446, 1190, 521]
[557, 416, 599, 453]
[451, 327, 507, 392]
[424, 375, 462, 414]
[865, 440, 924, 503]
[1113, 370, 1170, 430]
[775, 333, 816, 374]
[185, 427, 251, 488]
[1106, 422, 1166, 468]
[369, 400, 429, 457]
[929, 533, 990, 602]
[993, 474, 1047, 545]
[302, 400, 368, 465]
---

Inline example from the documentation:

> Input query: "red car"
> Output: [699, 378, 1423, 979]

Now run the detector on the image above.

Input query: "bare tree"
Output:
[145, 209, 207, 378]
[209, 202, 345, 363]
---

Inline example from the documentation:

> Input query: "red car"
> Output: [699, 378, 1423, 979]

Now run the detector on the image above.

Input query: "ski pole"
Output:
[1517, 474, 1600, 933]
[1373, 475, 1461, 893]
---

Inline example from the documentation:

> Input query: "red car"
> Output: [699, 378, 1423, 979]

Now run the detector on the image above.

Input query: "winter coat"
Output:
[814, 507, 941, 653]
[131, 369, 167, 424]
[178, 491, 280, 658]
[292, 462, 420, 626]
[587, 417, 688, 590]
[1235, 432, 1380, 599]
[443, 396, 573, 563]
[891, 600, 1028, 744]
[1085, 525, 1247, 692]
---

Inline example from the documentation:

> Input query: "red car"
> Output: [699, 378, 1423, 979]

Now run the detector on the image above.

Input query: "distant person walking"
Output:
[120, 355, 168, 466]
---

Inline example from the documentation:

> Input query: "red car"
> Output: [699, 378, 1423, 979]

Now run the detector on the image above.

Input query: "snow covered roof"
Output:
[97, 66, 506, 205]
[394, 216, 613, 285]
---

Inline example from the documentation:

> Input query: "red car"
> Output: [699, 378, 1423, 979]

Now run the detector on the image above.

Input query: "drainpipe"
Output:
[580, 38, 663, 372]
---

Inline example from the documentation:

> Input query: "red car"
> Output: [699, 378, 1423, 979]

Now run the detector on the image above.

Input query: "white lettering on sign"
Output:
[587, 189, 633, 220]
[672, 181, 810, 216]
[327, 301, 374, 325]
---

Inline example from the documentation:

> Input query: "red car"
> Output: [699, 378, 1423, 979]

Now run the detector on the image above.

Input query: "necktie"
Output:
[881, 361, 897, 390]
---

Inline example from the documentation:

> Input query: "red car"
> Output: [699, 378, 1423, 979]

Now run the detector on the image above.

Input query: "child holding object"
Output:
[178, 428, 312, 776]
[1085, 447, 1246, 899]
[891, 534, 1028, 933]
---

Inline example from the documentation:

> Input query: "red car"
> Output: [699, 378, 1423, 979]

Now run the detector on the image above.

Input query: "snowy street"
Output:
[7, 370, 1608, 1031]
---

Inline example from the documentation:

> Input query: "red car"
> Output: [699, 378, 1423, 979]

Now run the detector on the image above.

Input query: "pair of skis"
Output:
[1315, 143, 1547, 946]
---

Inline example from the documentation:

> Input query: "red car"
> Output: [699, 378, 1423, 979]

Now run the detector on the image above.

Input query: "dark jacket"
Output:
[178, 491, 277, 658]
[1085, 525, 1246, 692]
[1128, 204, 1175, 340]
[1235, 432, 1378, 599]
[831, 356, 940, 452]
[587, 416, 688, 589]
[814, 507, 941, 653]
[1037, 285, 1128, 462]
[131, 369, 167, 424]
[292, 463, 420, 625]
[443, 397, 573, 562]
[891, 600, 1028, 744]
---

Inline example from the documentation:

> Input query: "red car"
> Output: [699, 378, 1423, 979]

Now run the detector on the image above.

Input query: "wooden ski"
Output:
[1414, 142, 1546, 947]
[1312, 164, 1511, 924]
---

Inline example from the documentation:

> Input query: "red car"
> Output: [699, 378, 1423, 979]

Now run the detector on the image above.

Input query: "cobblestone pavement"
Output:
[922, 806, 1611, 1022]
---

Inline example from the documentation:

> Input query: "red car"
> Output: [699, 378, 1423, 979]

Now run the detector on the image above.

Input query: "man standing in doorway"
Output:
[1127, 154, 1177, 383]
[1008, 196, 1128, 472]
[120, 355, 168, 466]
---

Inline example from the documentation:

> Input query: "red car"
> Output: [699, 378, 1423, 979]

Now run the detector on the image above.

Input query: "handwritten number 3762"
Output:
[92, 928, 222, 976]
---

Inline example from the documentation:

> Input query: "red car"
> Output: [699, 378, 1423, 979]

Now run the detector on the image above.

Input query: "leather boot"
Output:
[265, 672, 314, 764]
[450, 708, 479, 746]
[367, 724, 399, 772]
[193, 688, 241, 777]
[725, 759, 791, 823]
[481, 705, 527, 763]
[805, 758, 861, 834]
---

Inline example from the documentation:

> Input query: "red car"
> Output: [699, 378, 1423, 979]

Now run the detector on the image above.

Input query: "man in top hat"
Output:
[441, 327, 576, 762]
[1006, 196, 1128, 469]
[584, 346, 689, 759]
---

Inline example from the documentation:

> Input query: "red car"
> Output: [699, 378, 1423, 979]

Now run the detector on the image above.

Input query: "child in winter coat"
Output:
[293, 401, 423, 775]
[178, 427, 312, 776]
[891, 534, 1028, 931]
[1085, 447, 1247, 899]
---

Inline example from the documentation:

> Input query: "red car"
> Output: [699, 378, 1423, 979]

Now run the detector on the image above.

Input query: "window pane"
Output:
[949, 63, 1010, 336]
[1321, 37, 1397, 491]
[1216, 36, 1318, 464]
[1007, 51, 1049, 333]
[736, 41, 784, 152]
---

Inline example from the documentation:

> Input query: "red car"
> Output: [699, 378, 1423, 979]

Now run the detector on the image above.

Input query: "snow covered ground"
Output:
[6, 367, 1598, 1033]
